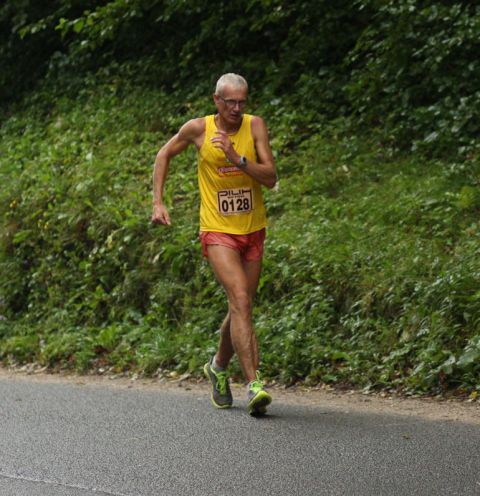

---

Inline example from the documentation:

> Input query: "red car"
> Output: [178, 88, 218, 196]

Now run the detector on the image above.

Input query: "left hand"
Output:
[211, 130, 240, 165]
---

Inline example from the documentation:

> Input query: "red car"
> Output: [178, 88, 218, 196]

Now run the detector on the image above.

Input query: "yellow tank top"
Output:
[198, 114, 267, 234]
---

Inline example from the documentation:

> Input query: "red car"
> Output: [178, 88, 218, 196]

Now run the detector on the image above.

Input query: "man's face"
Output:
[214, 85, 248, 125]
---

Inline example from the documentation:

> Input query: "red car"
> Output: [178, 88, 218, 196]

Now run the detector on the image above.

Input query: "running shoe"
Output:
[247, 371, 272, 415]
[203, 357, 233, 409]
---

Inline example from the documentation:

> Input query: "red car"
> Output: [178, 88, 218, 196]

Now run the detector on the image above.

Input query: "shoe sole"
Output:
[203, 363, 232, 409]
[247, 390, 272, 415]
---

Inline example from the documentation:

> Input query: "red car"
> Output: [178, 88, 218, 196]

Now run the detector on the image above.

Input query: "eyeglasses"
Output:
[218, 95, 247, 109]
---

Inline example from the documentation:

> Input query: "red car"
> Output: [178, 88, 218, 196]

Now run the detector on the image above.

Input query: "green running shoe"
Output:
[247, 371, 272, 415]
[203, 357, 233, 409]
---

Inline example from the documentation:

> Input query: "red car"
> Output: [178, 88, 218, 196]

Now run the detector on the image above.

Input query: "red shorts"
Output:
[199, 228, 266, 262]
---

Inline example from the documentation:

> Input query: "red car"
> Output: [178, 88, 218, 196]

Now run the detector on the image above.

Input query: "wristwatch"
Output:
[238, 156, 247, 168]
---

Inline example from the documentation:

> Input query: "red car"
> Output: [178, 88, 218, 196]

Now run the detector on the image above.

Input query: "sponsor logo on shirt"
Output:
[217, 165, 243, 176]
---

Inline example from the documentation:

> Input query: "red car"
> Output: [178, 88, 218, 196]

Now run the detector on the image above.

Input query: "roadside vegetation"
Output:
[1, 1, 479, 395]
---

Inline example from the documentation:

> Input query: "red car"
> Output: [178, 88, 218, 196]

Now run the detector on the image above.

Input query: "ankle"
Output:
[212, 356, 226, 371]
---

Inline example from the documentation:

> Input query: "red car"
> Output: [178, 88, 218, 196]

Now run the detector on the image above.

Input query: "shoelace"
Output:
[249, 371, 264, 394]
[249, 380, 263, 394]
[215, 371, 228, 395]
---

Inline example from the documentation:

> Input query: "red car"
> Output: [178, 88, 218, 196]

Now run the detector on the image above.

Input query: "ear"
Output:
[213, 93, 222, 111]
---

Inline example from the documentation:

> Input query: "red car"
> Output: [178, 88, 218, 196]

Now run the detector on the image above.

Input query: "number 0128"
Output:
[217, 189, 253, 215]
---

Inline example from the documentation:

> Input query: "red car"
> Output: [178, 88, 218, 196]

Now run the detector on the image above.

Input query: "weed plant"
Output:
[1, 75, 479, 394]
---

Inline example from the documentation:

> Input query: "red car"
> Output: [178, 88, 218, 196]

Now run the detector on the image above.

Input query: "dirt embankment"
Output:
[1, 365, 479, 425]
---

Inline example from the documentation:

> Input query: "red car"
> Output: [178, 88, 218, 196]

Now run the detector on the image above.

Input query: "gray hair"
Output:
[215, 73, 248, 96]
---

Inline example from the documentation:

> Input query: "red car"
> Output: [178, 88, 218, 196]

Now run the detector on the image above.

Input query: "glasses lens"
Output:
[223, 97, 246, 109]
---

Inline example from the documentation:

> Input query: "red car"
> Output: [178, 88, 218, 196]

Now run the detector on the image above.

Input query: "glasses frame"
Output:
[217, 95, 247, 109]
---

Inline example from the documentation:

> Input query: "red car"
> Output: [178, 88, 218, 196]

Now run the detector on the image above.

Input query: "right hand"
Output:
[152, 203, 171, 226]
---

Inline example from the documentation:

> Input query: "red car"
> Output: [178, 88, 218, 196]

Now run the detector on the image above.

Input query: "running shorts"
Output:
[199, 228, 266, 262]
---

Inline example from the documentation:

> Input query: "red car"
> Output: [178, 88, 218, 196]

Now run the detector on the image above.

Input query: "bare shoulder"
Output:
[179, 117, 205, 141]
[250, 115, 270, 139]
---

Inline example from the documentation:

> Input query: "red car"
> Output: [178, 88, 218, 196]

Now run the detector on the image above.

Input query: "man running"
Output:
[152, 73, 277, 415]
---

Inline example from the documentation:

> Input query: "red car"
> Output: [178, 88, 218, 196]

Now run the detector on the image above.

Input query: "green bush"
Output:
[347, 1, 480, 156]
[1, 58, 480, 394]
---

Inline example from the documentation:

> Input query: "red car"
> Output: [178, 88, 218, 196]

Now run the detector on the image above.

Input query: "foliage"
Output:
[1, 75, 479, 394]
[1, 1, 479, 394]
[0, 0, 101, 104]
[347, 1, 480, 156]
[2, 1, 479, 157]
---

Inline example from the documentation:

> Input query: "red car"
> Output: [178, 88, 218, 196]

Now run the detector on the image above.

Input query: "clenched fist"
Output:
[152, 203, 171, 226]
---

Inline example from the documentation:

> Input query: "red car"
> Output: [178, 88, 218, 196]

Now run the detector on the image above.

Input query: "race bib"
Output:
[217, 188, 253, 216]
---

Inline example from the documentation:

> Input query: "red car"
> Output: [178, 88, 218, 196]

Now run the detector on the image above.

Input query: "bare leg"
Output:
[215, 255, 262, 370]
[215, 312, 233, 369]
[207, 245, 262, 382]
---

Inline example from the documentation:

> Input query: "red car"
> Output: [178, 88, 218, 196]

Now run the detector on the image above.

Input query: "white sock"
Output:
[212, 356, 224, 371]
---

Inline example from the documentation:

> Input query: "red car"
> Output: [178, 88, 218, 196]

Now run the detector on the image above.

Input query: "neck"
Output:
[215, 114, 242, 134]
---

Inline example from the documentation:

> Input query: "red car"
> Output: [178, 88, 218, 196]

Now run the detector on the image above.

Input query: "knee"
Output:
[229, 291, 251, 316]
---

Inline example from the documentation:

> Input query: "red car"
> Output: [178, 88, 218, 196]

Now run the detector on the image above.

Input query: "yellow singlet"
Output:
[197, 114, 267, 234]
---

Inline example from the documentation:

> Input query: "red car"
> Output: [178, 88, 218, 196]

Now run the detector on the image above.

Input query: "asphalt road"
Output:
[0, 374, 479, 496]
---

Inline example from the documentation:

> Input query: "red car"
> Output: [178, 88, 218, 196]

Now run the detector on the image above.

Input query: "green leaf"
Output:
[73, 19, 85, 33]
[457, 349, 480, 368]
[12, 230, 33, 245]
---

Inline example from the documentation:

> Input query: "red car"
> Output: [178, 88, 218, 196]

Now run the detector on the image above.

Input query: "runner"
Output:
[152, 73, 277, 415]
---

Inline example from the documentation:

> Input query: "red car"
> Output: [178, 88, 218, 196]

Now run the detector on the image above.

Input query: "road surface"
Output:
[0, 371, 479, 495]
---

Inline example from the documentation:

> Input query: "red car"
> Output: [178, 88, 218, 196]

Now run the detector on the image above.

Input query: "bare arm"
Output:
[249, 116, 277, 189]
[210, 116, 277, 189]
[152, 118, 204, 225]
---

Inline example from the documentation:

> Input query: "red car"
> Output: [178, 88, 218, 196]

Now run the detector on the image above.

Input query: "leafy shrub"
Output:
[1, 55, 480, 394]
[347, 1, 480, 156]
